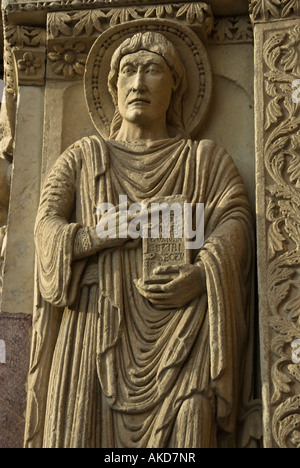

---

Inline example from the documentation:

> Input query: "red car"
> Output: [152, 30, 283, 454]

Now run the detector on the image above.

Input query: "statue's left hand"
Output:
[134, 263, 205, 309]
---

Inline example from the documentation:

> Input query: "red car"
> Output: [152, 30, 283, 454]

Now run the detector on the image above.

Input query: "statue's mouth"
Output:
[129, 98, 151, 105]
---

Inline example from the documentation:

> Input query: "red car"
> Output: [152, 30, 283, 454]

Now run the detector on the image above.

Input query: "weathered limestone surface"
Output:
[0, 313, 31, 448]
[0, 157, 10, 296]
[0, 0, 261, 449]
[1, 0, 299, 449]
[1, 86, 44, 315]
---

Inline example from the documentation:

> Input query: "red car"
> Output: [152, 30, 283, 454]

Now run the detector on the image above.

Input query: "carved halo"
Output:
[84, 19, 212, 139]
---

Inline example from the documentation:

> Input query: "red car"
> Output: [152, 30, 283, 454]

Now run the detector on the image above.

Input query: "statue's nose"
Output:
[132, 71, 146, 92]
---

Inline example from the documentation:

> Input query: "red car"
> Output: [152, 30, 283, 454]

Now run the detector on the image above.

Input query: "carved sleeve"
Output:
[35, 149, 83, 307]
[73, 226, 102, 260]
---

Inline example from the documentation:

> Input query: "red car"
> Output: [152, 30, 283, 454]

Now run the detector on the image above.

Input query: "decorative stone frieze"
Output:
[208, 15, 253, 44]
[252, 0, 300, 448]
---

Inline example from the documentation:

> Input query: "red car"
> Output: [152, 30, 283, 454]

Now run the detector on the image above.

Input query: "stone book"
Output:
[142, 195, 191, 282]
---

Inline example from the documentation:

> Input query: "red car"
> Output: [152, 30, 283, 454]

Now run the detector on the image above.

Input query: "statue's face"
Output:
[117, 50, 174, 127]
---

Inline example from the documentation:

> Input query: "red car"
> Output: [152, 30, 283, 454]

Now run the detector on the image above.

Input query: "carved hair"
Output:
[108, 32, 187, 138]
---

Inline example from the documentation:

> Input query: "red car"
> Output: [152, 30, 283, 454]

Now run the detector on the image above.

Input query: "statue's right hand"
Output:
[95, 203, 139, 249]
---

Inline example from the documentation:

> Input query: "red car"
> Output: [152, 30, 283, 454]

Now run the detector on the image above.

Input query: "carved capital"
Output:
[4, 25, 46, 89]
[5, 25, 46, 48]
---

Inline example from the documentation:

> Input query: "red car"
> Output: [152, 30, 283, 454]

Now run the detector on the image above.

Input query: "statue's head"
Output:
[108, 32, 187, 138]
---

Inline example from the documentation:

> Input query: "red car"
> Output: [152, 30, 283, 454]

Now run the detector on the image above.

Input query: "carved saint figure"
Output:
[25, 31, 257, 448]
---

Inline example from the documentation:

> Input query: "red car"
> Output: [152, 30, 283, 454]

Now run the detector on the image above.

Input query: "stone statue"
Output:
[24, 28, 259, 448]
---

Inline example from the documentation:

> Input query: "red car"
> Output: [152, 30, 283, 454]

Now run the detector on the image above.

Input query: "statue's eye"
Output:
[121, 65, 135, 76]
[145, 65, 160, 74]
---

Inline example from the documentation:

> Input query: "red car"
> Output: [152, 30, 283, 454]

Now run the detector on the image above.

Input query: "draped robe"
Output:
[24, 135, 258, 448]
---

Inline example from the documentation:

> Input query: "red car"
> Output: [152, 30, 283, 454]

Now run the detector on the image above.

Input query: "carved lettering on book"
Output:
[142, 195, 191, 282]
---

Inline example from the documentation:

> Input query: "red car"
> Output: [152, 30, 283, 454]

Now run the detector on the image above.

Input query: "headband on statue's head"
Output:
[84, 19, 212, 140]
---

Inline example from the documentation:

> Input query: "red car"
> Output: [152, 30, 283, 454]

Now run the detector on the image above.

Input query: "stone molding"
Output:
[2, 0, 216, 23]
[1, 0, 249, 18]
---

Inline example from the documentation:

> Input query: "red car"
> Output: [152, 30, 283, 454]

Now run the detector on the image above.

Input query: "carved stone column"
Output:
[250, 0, 300, 448]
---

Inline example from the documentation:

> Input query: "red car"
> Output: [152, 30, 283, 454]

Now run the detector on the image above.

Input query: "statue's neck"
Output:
[115, 120, 170, 143]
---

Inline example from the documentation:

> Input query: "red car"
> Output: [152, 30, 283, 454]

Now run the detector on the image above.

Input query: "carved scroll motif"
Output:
[262, 25, 300, 448]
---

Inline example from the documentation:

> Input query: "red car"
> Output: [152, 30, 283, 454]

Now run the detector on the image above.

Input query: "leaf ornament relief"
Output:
[72, 10, 106, 35]
[250, 0, 300, 21]
[47, 12, 72, 38]
[263, 26, 300, 447]
[250, 0, 285, 20]
[46, 4, 214, 40]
